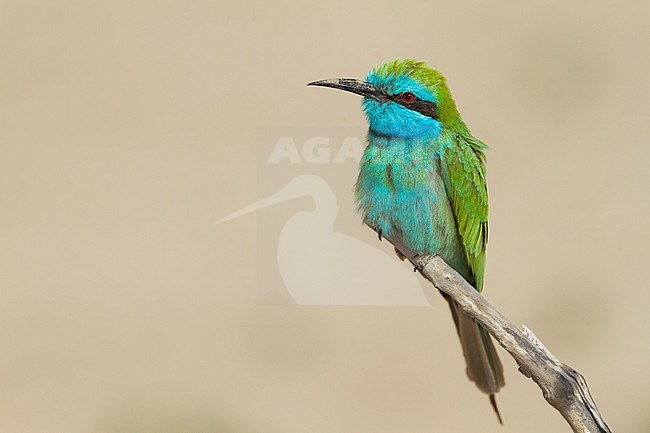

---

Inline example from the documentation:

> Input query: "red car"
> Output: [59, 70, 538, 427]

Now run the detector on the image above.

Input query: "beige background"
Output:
[2, 1, 649, 432]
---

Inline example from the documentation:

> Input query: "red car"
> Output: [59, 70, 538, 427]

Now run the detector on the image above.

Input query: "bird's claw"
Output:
[377, 229, 383, 241]
[412, 254, 435, 272]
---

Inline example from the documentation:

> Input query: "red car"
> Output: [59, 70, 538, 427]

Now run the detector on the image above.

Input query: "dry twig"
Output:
[383, 232, 612, 433]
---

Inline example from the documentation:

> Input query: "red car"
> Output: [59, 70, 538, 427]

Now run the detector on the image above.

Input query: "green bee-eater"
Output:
[309, 59, 505, 421]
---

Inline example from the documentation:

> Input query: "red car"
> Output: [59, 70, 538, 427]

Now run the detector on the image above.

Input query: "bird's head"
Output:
[309, 59, 465, 139]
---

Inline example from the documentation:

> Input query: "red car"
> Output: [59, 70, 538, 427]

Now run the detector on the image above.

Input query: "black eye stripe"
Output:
[389, 93, 439, 120]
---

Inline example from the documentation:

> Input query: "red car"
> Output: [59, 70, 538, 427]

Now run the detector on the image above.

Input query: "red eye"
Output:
[401, 92, 416, 103]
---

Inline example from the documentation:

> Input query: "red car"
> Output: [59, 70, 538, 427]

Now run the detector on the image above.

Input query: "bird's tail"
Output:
[446, 298, 506, 423]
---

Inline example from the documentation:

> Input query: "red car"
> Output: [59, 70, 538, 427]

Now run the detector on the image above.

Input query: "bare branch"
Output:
[383, 233, 612, 433]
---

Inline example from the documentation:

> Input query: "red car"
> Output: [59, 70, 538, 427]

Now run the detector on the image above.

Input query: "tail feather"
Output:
[447, 298, 505, 421]
[490, 394, 503, 425]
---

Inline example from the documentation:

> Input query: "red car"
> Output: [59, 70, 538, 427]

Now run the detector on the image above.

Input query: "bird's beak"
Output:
[308, 78, 385, 101]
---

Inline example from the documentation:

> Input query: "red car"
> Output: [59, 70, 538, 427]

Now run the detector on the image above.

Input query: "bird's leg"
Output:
[412, 254, 436, 272]
[377, 228, 383, 241]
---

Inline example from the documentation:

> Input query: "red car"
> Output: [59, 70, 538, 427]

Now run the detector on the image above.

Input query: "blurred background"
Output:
[1, 1, 649, 432]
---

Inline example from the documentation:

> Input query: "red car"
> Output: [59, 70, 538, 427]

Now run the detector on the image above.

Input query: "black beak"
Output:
[308, 78, 385, 101]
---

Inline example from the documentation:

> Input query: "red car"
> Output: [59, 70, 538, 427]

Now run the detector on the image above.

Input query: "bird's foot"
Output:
[377, 229, 383, 242]
[412, 254, 436, 272]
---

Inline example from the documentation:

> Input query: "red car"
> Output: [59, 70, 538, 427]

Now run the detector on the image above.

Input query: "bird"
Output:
[308, 59, 505, 421]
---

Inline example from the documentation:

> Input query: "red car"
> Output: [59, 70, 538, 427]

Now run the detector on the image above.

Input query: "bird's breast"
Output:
[355, 137, 462, 258]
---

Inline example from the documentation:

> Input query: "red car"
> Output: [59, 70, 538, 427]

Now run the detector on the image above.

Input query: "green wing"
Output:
[441, 133, 489, 292]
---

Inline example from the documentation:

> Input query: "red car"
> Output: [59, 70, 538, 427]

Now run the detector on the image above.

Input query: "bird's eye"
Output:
[401, 92, 416, 103]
